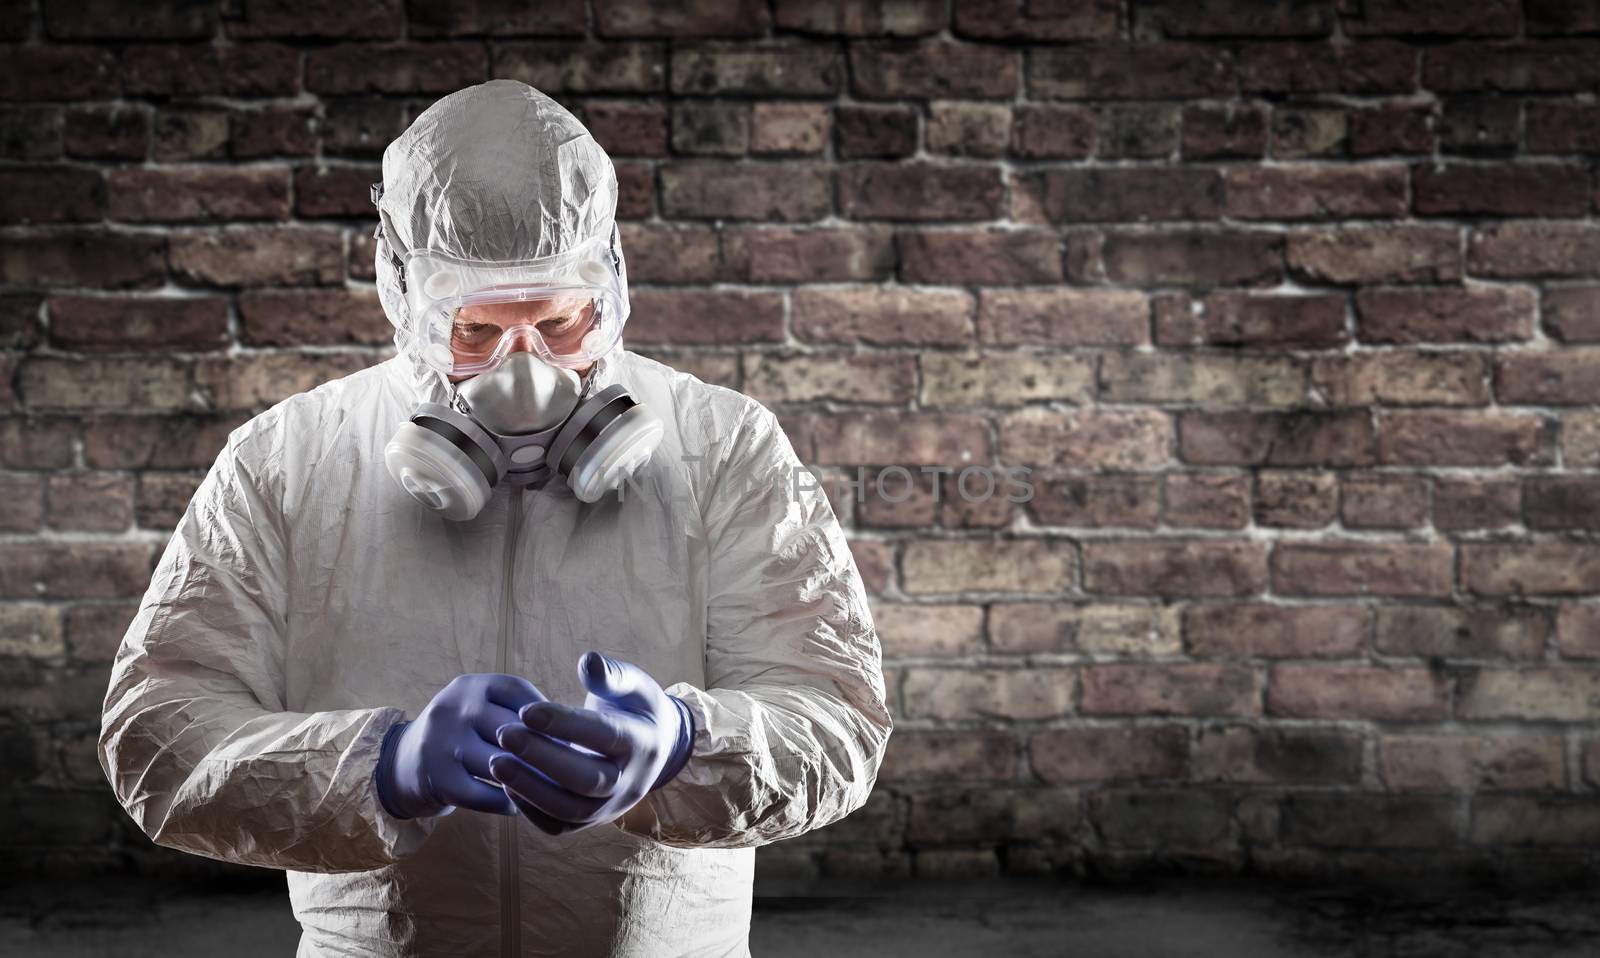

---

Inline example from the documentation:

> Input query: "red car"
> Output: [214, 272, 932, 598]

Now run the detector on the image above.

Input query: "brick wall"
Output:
[4, 0, 1600, 885]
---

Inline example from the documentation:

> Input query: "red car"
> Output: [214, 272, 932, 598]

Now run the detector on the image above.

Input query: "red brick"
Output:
[1089, 788, 1234, 850]
[1180, 104, 1266, 159]
[294, 166, 381, 219]
[1424, 42, 1600, 93]
[618, 224, 720, 284]
[239, 290, 390, 347]
[903, 668, 1074, 720]
[1376, 604, 1550, 660]
[1237, 41, 1417, 94]
[49, 296, 230, 352]
[1254, 471, 1337, 528]
[953, 0, 1118, 40]
[722, 227, 895, 283]
[170, 228, 345, 287]
[1381, 734, 1564, 791]
[1084, 540, 1267, 597]
[406, 0, 586, 36]
[1273, 542, 1453, 597]
[1415, 163, 1591, 217]
[82, 414, 244, 469]
[1096, 104, 1181, 158]
[496, 43, 665, 94]
[321, 98, 411, 158]
[1462, 543, 1600, 597]
[584, 102, 668, 157]
[1195, 726, 1361, 785]
[1283, 794, 1457, 848]
[794, 287, 972, 346]
[596, 0, 771, 37]
[899, 230, 1061, 284]
[306, 43, 485, 94]
[745, 354, 914, 406]
[1224, 165, 1407, 221]
[1437, 96, 1520, 156]
[839, 163, 1005, 221]
[192, 354, 377, 411]
[812, 414, 991, 466]
[979, 289, 1148, 346]
[1526, 102, 1600, 154]
[669, 46, 839, 95]
[137, 471, 204, 531]
[0, 543, 152, 599]
[63, 105, 150, 160]
[926, 102, 1011, 157]
[1348, 104, 1434, 156]
[1287, 227, 1461, 284]
[1270, 665, 1449, 720]
[1343, 0, 1517, 36]
[1186, 604, 1367, 658]
[661, 162, 831, 221]
[1557, 605, 1600, 659]
[1134, 0, 1332, 38]
[1013, 104, 1096, 158]
[1525, 477, 1600, 531]
[1472, 796, 1600, 845]
[232, 107, 318, 160]
[849, 538, 892, 594]
[750, 102, 829, 155]
[46, 472, 133, 532]
[1179, 411, 1375, 467]
[834, 105, 917, 159]
[1030, 726, 1188, 783]
[1027, 474, 1161, 528]
[108, 168, 289, 223]
[63, 602, 137, 663]
[1030, 45, 1234, 100]
[0, 47, 117, 100]
[1162, 292, 1347, 348]
[908, 788, 1079, 845]
[1340, 474, 1429, 529]
[1312, 352, 1490, 407]
[1081, 663, 1260, 716]
[120, 43, 301, 96]
[0, 474, 43, 532]
[850, 42, 1019, 99]
[1001, 408, 1171, 471]
[901, 538, 1072, 594]
[1496, 351, 1600, 404]
[1468, 223, 1600, 278]
[871, 602, 982, 657]
[20, 357, 197, 411]
[1102, 230, 1284, 286]
[226, 0, 403, 38]
[999, 602, 1180, 656]
[1379, 411, 1549, 466]
[1270, 106, 1347, 159]
[1458, 668, 1600, 721]
[0, 167, 104, 224]
[775, 0, 944, 35]
[1543, 286, 1600, 342]
[1163, 474, 1250, 529]
[0, 296, 41, 350]
[1041, 168, 1221, 223]
[1433, 477, 1519, 531]
[151, 107, 229, 162]
[627, 290, 784, 345]
[670, 101, 749, 156]
[1527, 0, 1600, 33]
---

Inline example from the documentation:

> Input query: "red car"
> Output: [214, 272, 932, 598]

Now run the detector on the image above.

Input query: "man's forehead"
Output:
[455, 296, 592, 323]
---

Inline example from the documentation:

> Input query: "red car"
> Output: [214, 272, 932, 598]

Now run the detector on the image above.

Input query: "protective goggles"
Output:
[400, 235, 629, 376]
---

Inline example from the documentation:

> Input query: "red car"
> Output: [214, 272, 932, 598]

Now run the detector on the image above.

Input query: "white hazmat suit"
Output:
[98, 79, 892, 957]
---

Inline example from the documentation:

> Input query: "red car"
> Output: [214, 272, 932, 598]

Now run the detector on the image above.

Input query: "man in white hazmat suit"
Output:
[98, 79, 892, 957]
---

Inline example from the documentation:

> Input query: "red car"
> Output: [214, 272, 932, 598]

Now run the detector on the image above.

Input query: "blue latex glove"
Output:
[488, 651, 695, 834]
[375, 673, 547, 820]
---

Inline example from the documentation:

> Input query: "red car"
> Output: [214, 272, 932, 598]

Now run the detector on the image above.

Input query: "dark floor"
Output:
[3, 876, 1599, 957]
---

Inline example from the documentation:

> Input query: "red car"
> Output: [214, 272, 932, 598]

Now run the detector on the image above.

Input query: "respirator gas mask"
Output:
[373, 190, 662, 520]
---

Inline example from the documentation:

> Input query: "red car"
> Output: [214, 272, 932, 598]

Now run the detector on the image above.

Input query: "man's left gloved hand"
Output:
[487, 651, 694, 835]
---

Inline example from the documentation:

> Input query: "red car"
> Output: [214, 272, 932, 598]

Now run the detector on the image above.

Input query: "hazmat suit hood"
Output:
[372, 79, 628, 401]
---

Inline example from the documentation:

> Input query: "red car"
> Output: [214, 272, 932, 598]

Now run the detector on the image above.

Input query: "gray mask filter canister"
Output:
[384, 352, 664, 520]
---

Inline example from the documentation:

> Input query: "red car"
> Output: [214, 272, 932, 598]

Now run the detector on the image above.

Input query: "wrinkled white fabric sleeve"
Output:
[98, 428, 434, 873]
[617, 404, 893, 848]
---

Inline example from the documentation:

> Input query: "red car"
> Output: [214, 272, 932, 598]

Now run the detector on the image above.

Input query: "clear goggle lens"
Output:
[421, 289, 621, 374]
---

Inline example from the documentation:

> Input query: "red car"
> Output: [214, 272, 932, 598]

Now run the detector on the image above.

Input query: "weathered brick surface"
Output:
[7, 0, 1600, 884]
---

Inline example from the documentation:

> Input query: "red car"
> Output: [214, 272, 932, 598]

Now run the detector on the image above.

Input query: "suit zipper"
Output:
[500, 485, 524, 958]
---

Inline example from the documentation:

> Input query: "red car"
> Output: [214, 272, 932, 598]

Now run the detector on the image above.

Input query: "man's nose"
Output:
[499, 325, 541, 354]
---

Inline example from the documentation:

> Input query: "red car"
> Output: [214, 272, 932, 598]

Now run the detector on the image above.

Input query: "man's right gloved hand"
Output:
[375, 673, 548, 820]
